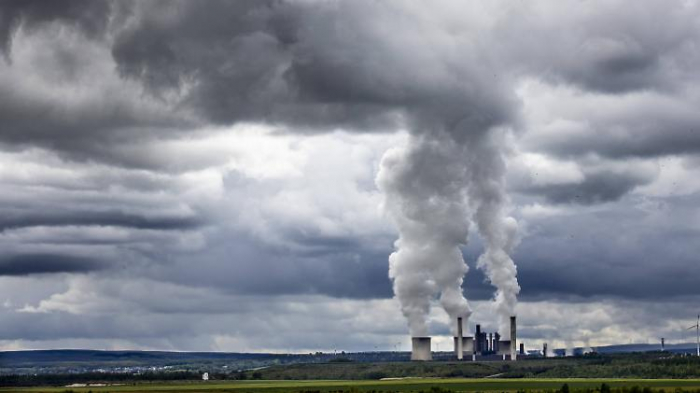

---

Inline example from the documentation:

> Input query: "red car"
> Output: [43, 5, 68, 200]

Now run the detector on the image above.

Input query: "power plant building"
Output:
[450, 316, 518, 361]
[497, 340, 511, 356]
[411, 337, 432, 361]
[410, 315, 519, 361]
[453, 336, 474, 355]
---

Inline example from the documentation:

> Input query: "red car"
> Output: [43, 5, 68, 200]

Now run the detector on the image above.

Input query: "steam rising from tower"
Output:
[377, 125, 521, 335]
[378, 133, 474, 335]
[367, 2, 522, 335]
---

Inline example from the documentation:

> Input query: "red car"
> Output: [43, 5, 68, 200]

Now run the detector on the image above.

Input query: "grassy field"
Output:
[6, 378, 700, 393]
[234, 356, 700, 380]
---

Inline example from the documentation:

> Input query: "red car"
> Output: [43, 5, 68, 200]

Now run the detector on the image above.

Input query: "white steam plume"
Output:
[377, 131, 473, 336]
[377, 127, 521, 336]
[468, 130, 521, 331]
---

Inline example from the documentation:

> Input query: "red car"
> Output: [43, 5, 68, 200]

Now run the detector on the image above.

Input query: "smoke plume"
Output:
[377, 132, 473, 335]
[357, 4, 522, 336]
[377, 126, 521, 335]
[469, 131, 521, 331]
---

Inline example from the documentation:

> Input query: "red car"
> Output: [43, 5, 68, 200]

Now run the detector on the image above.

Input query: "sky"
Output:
[1, 0, 700, 353]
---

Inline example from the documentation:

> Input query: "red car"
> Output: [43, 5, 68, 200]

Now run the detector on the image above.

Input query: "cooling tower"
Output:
[454, 336, 474, 356]
[411, 337, 432, 361]
[510, 315, 517, 361]
[497, 340, 510, 356]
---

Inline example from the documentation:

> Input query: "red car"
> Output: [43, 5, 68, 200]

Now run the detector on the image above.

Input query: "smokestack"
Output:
[543, 342, 548, 358]
[457, 317, 464, 360]
[520, 342, 524, 355]
[661, 338, 665, 351]
[475, 324, 481, 353]
[510, 316, 517, 361]
[411, 337, 432, 361]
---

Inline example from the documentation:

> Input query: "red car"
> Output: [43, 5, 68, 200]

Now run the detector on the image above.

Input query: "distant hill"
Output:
[0, 349, 408, 375]
[0, 349, 280, 366]
[1, 343, 698, 374]
[0, 349, 320, 375]
[5, 348, 700, 385]
[549, 342, 699, 356]
[598, 342, 698, 353]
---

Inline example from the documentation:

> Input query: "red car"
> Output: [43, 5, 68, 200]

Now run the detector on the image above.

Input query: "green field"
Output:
[7, 378, 700, 393]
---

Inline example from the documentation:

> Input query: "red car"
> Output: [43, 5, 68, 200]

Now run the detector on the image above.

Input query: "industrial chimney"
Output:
[457, 317, 463, 360]
[510, 316, 517, 361]
[411, 337, 432, 361]
[543, 342, 548, 358]
[475, 324, 482, 354]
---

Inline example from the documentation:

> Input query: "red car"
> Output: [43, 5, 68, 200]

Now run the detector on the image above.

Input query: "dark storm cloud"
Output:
[159, 228, 393, 299]
[0, 311, 187, 341]
[0, 0, 513, 168]
[111, 1, 300, 125]
[106, 0, 700, 134]
[0, 253, 103, 276]
[521, 169, 654, 205]
[0, 0, 196, 167]
[0, 172, 206, 232]
[517, 261, 699, 300]
[0, 90, 185, 161]
[111, 0, 515, 136]
[0, 0, 112, 58]
[510, 192, 700, 300]
[521, 94, 700, 160]
[2, 0, 697, 164]
[498, 1, 700, 94]
[0, 290, 408, 351]
[0, 209, 203, 232]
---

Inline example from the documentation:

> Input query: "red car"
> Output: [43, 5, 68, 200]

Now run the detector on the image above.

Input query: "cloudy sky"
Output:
[1, 0, 700, 353]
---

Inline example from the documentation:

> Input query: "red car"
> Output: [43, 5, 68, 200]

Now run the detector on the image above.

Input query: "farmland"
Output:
[6, 352, 700, 392]
[6, 378, 700, 393]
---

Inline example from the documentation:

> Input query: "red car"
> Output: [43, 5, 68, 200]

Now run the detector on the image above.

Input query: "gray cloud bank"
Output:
[1, 0, 700, 350]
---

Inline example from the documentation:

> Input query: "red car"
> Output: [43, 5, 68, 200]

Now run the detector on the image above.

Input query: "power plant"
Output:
[411, 337, 432, 361]
[412, 315, 520, 361]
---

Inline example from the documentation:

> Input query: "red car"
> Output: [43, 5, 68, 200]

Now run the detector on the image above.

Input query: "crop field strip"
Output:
[7, 378, 700, 393]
